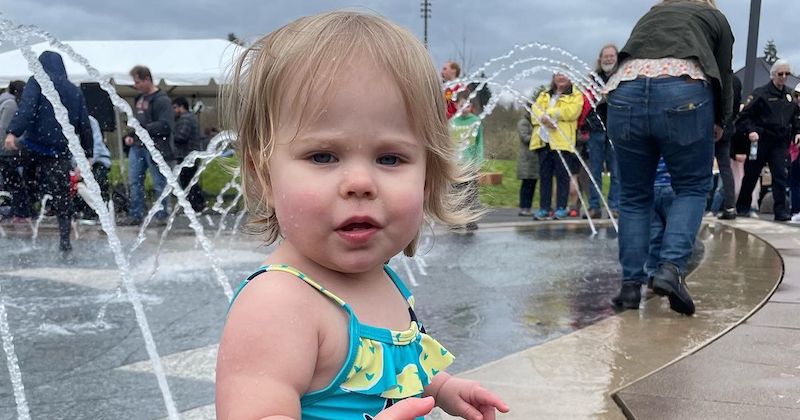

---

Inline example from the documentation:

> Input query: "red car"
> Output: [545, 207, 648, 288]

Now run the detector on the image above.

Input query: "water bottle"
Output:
[748, 141, 758, 160]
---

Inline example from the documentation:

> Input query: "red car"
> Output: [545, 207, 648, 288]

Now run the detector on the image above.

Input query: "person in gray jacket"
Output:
[172, 96, 206, 213]
[516, 116, 539, 216]
[119, 65, 175, 226]
[0, 80, 31, 220]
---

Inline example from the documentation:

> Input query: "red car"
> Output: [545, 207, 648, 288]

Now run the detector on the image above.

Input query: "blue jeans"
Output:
[587, 129, 620, 210]
[128, 144, 168, 220]
[645, 185, 675, 277]
[608, 77, 714, 284]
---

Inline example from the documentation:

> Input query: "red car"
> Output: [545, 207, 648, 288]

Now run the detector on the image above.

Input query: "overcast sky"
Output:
[2, 0, 796, 94]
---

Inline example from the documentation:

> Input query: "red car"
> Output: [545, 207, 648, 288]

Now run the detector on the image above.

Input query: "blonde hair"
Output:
[224, 10, 478, 256]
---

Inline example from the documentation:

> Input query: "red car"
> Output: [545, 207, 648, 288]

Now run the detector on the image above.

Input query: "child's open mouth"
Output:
[340, 222, 375, 231]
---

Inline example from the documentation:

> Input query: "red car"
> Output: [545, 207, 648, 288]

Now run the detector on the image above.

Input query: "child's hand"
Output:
[374, 396, 435, 420]
[436, 376, 509, 420]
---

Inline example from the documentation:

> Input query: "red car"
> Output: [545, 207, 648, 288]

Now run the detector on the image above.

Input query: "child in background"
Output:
[216, 11, 508, 420]
[449, 89, 485, 231]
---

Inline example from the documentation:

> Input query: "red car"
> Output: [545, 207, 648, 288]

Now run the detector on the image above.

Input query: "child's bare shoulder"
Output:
[228, 269, 325, 325]
[217, 270, 324, 416]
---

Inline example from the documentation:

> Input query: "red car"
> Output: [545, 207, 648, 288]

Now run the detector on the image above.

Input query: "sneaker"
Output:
[518, 208, 533, 217]
[465, 222, 478, 231]
[717, 208, 737, 220]
[611, 282, 642, 310]
[736, 208, 759, 218]
[790, 213, 800, 224]
[582, 208, 602, 219]
[117, 216, 143, 226]
[533, 209, 552, 220]
[553, 208, 568, 219]
[775, 213, 791, 222]
[567, 209, 579, 218]
[652, 262, 695, 315]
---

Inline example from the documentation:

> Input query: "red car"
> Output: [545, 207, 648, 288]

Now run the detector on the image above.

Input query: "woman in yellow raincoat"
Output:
[530, 73, 584, 220]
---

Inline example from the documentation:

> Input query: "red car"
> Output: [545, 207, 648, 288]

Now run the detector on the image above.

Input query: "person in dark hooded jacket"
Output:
[4, 50, 93, 251]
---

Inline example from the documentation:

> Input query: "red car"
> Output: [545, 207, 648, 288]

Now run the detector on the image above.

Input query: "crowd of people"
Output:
[0, 53, 210, 251]
[442, 1, 800, 316]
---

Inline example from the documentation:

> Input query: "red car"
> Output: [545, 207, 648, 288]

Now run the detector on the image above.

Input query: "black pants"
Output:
[33, 154, 73, 245]
[714, 133, 735, 210]
[538, 149, 571, 210]
[519, 179, 538, 209]
[737, 140, 789, 217]
[0, 155, 33, 218]
[178, 162, 206, 212]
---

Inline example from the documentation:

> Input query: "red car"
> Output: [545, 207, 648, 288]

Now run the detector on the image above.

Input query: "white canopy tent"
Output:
[0, 39, 244, 165]
[0, 39, 244, 96]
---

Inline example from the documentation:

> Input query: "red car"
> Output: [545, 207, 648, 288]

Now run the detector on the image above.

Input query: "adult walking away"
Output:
[516, 116, 539, 216]
[172, 96, 206, 213]
[4, 51, 94, 251]
[119, 65, 175, 226]
[0, 80, 32, 222]
[716, 75, 742, 219]
[584, 44, 620, 219]
[735, 59, 800, 221]
[605, 0, 734, 315]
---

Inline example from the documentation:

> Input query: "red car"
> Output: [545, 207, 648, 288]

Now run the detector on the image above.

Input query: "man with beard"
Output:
[583, 44, 621, 219]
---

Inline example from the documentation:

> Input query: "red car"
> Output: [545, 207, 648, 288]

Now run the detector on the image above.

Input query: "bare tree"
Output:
[451, 24, 474, 75]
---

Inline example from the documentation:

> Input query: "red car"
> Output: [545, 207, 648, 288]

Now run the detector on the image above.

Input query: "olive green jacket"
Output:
[619, 1, 735, 125]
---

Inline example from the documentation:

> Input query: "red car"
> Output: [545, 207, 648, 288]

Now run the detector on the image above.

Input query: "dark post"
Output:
[420, 0, 431, 49]
[743, 0, 762, 95]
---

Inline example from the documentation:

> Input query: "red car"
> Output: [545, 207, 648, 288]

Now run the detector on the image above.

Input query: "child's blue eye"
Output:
[377, 155, 400, 165]
[311, 153, 336, 164]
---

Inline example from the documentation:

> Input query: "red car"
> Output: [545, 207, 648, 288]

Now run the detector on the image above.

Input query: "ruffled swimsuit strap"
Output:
[229, 264, 353, 314]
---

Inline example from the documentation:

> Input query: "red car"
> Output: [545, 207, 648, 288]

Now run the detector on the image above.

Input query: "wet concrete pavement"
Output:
[436, 211, 797, 420]
[0, 210, 795, 419]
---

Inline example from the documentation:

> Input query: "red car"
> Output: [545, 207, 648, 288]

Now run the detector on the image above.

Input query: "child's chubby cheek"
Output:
[273, 189, 326, 228]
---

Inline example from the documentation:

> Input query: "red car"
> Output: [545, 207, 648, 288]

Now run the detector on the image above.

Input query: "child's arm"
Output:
[424, 372, 509, 420]
[216, 274, 320, 420]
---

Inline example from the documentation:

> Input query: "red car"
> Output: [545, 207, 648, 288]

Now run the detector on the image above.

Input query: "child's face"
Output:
[456, 98, 472, 115]
[267, 56, 427, 274]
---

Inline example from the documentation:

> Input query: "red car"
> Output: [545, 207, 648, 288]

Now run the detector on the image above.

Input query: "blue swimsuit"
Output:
[230, 264, 455, 420]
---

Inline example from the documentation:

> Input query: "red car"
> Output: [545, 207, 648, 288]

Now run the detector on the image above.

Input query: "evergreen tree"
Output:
[227, 33, 245, 46]
[763, 40, 779, 64]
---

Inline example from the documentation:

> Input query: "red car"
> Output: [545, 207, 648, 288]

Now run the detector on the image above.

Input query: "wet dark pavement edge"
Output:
[613, 218, 800, 420]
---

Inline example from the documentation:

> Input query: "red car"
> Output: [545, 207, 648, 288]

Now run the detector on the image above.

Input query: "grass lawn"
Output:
[107, 157, 607, 210]
[108, 157, 240, 205]
[480, 159, 610, 209]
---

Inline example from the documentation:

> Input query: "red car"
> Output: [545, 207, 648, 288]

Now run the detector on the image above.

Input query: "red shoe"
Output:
[567, 209, 579, 218]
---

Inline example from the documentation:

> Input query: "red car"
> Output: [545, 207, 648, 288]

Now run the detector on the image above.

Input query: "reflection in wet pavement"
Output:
[434, 222, 782, 419]
[408, 224, 632, 373]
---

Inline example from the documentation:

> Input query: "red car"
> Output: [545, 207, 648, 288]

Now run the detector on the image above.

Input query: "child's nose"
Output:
[340, 165, 377, 199]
